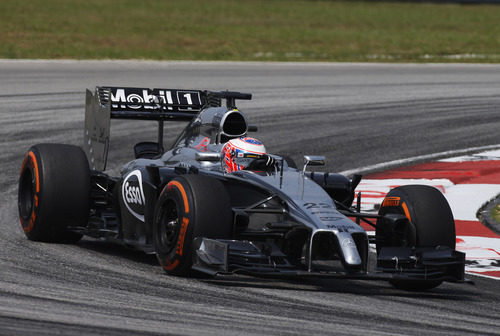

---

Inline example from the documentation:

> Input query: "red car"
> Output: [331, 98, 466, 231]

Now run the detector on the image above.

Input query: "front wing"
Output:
[191, 238, 466, 283]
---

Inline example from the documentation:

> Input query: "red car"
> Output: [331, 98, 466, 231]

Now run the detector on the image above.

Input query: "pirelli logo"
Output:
[382, 196, 400, 207]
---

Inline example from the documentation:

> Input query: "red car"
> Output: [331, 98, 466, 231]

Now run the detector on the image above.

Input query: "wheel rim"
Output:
[398, 223, 415, 247]
[18, 168, 34, 220]
[157, 199, 180, 254]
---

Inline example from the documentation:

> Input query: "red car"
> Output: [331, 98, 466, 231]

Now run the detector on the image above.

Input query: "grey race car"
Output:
[18, 87, 465, 290]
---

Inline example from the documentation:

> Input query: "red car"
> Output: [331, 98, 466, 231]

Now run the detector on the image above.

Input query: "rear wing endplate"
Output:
[84, 88, 111, 171]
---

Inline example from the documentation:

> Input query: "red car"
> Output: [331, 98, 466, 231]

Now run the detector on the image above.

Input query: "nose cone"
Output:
[337, 232, 362, 266]
[308, 230, 362, 272]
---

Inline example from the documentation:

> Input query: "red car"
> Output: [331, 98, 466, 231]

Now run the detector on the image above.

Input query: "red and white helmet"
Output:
[222, 137, 267, 173]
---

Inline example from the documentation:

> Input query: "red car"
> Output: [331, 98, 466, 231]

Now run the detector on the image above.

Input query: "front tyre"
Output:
[153, 175, 232, 276]
[377, 185, 456, 291]
[18, 144, 90, 243]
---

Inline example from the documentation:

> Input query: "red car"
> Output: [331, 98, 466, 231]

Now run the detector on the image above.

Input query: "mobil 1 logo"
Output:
[108, 87, 203, 112]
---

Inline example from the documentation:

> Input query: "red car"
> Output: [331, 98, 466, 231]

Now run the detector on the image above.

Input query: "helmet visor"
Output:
[232, 150, 262, 169]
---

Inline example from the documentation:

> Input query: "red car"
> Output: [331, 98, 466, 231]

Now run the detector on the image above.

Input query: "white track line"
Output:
[339, 144, 500, 176]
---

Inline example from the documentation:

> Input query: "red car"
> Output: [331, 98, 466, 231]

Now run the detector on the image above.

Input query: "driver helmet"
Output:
[222, 137, 266, 173]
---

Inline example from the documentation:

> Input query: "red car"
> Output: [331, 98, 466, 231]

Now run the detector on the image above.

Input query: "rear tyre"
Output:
[18, 144, 90, 243]
[376, 185, 456, 291]
[153, 174, 232, 276]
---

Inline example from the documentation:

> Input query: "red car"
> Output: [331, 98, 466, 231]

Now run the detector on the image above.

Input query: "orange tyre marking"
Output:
[167, 181, 189, 213]
[20, 151, 40, 233]
[164, 180, 192, 263]
[26, 213, 36, 232]
[164, 259, 179, 271]
[176, 217, 189, 256]
[27, 152, 40, 193]
[402, 202, 412, 223]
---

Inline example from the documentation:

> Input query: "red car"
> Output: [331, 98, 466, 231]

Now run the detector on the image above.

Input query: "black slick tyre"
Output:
[18, 144, 90, 243]
[153, 174, 232, 276]
[376, 185, 456, 291]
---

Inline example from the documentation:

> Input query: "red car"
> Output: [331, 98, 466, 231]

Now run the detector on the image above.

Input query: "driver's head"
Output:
[222, 137, 266, 173]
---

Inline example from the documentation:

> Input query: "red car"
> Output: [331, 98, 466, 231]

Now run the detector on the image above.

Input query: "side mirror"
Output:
[195, 152, 221, 162]
[304, 155, 325, 166]
[303, 155, 326, 174]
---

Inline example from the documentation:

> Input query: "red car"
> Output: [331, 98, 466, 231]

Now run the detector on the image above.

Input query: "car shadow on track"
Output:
[202, 276, 477, 301]
[75, 238, 477, 301]
[76, 238, 158, 266]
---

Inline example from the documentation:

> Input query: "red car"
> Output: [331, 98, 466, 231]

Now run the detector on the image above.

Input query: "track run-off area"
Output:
[1, 60, 500, 335]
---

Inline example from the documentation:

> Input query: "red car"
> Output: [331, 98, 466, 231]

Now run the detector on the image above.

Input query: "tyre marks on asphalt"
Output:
[251, 95, 500, 174]
[2, 62, 500, 335]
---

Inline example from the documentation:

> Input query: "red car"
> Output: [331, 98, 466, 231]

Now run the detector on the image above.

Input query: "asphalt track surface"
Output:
[1, 60, 500, 335]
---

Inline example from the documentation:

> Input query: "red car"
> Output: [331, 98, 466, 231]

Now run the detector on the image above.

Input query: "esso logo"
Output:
[121, 170, 146, 222]
[124, 181, 143, 205]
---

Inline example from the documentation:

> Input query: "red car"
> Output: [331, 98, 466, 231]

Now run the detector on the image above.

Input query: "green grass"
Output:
[492, 203, 500, 224]
[1, 0, 500, 62]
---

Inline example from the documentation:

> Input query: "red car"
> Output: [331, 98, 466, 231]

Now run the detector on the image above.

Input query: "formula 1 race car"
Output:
[18, 87, 465, 290]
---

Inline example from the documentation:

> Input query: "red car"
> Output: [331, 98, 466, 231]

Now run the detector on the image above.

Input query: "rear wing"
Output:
[84, 86, 251, 170]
